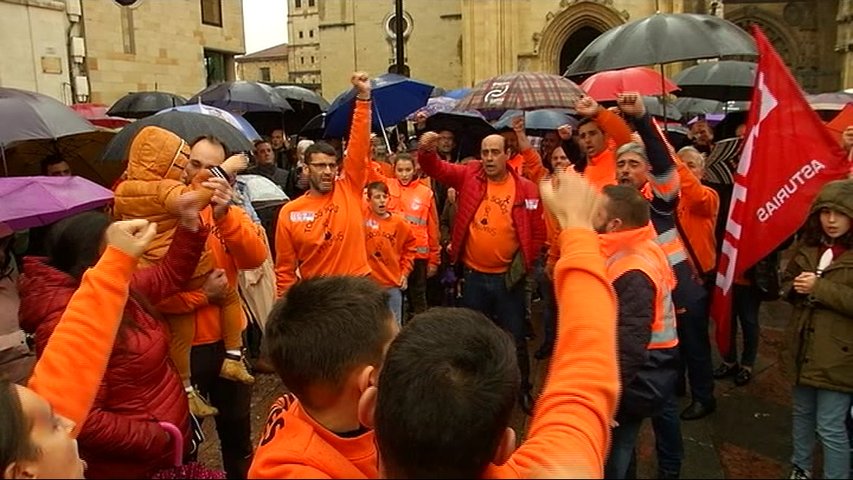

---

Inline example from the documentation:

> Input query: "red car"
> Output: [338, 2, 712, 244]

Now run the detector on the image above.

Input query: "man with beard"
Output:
[274, 72, 372, 297]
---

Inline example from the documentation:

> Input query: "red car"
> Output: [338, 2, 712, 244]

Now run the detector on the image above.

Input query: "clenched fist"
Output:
[105, 219, 158, 258]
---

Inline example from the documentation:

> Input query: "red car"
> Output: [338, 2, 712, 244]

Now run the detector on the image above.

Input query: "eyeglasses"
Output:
[307, 162, 338, 171]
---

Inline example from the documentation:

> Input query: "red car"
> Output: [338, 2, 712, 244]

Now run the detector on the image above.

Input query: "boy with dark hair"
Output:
[249, 276, 398, 479]
[364, 169, 620, 478]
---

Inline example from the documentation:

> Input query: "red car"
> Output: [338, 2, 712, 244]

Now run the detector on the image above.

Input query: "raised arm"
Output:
[417, 131, 468, 190]
[341, 72, 373, 195]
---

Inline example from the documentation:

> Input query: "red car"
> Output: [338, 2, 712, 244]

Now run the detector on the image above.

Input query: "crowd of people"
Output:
[1, 70, 852, 480]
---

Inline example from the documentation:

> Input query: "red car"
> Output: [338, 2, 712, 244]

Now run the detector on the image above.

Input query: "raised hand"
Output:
[419, 131, 440, 151]
[574, 95, 601, 118]
[105, 219, 158, 258]
[352, 71, 371, 99]
[616, 92, 646, 118]
[175, 191, 203, 231]
[557, 124, 573, 140]
[511, 115, 525, 132]
[539, 169, 600, 230]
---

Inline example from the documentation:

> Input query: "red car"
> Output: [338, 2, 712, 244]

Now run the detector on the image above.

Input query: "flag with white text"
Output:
[710, 26, 848, 356]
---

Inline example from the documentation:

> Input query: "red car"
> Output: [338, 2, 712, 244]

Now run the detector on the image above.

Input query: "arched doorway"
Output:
[559, 26, 602, 76]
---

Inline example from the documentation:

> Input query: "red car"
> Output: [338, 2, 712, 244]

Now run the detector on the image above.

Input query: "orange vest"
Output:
[387, 180, 436, 261]
[603, 228, 679, 350]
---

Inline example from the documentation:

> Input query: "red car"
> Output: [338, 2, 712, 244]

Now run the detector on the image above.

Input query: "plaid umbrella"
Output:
[454, 72, 584, 112]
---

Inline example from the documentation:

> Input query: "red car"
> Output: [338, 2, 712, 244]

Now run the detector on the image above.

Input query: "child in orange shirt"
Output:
[113, 127, 254, 418]
[364, 181, 417, 324]
[248, 276, 399, 479]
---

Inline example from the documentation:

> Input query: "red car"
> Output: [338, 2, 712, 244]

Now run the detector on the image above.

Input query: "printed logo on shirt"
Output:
[525, 199, 539, 210]
[366, 219, 379, 230]
[290, 211, 315, 223]
[410, 198, 422, 211]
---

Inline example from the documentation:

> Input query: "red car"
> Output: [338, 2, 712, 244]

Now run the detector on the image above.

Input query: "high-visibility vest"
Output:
[387, 180, 434, 259]
[606, 242, 679, 350]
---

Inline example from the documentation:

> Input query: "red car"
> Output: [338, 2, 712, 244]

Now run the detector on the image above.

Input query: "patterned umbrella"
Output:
[407, 96, 458, 120]
[581, 67, 678, 102]
[454, 72, 584, 112]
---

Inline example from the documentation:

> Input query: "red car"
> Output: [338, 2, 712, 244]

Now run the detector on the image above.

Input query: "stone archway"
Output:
[727, 8, 805, 86]
[537, 0, 626, 75]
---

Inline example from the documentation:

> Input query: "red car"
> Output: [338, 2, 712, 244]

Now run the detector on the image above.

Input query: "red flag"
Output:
[710, 26, 848, 356]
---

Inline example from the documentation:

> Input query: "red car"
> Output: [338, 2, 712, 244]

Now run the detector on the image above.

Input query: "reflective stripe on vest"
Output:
[655, 227, 689, 269]
[606, 246, 678, 350]
[388, 181, 433, 258]
[404, 214, 427, 226]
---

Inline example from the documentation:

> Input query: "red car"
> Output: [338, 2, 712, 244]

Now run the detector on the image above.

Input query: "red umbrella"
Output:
[70, 103, 132, 129]
[580, 67, 679, 102]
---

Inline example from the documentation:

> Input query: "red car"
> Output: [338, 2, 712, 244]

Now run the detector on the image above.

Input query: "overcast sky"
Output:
[243, 0, 288, 54]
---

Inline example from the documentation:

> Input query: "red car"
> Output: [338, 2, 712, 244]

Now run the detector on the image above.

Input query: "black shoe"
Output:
[534, 344, 553, 360]
[734, 367, 753, 386]
[519, 390, 534, 416]
[680, 400, 716, 420]
[713, 362, 739, 379]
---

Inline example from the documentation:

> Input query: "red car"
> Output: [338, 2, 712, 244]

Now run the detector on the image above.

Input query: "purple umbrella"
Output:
[0, 176, 114, 230]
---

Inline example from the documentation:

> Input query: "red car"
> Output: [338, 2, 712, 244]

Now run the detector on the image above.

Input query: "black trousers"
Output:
[190, 341, 254, 479]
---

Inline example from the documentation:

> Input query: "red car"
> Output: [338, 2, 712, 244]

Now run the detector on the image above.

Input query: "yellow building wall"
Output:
[237, 58, 289, 83]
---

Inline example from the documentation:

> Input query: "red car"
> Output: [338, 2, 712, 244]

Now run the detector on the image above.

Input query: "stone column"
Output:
[837, 0, 853, 88]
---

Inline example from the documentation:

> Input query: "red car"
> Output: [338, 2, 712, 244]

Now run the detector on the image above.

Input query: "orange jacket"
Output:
[674, 160, 720, 274]
[484, 228, 618, 478]
[248, 394, 378, 479]
[113, 126, 214, 268]
[367, 160, 394, 185]
[363, 210, 417, 288]
[387, 179, 440, 266]
[583, 108, 633, 191]
[157, 206, 268, 345]
[275, 99, 372, 297]
[28, 246, 136, 437]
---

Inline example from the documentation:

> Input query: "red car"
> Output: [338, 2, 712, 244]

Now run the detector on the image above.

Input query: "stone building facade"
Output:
[287, 0, 321, 89]
[236, 43, 289, 83]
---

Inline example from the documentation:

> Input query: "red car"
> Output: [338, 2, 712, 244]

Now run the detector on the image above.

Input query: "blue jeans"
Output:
[651, 392, 684, 475]
[606, 415, 644, 479]
[672, 262, 715, 404]
[387, 287, 403, 326]
[792, 385, 852, 479]
[462, 268, 530, 389]
[725, 284, 761, 367]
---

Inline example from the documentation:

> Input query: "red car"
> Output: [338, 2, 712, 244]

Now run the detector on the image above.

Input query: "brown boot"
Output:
[220, 357, 255, 384]
[187, 390, 218, 417]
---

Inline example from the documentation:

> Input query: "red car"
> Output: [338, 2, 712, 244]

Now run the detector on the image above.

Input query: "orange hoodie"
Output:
[364, 210, 417, 288]
[28, 246, 136, 437]
[484, 228, 618, 479]
[156, 206, 268, 345]
[275, 99, 372, 297]
[248, 394, 378, 479]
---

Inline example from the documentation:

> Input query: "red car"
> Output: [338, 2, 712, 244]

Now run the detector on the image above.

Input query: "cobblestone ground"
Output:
[199, 300, 799, 478]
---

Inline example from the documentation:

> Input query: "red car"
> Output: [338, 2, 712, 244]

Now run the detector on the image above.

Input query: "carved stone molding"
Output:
[534, 0, 625, 73]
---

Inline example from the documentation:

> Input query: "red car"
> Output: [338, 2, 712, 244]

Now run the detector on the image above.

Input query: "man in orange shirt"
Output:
[360, 170, 619, 479]
[364, 181, 417, 324]
[275, 72, 373, 297]
[157, 136, 269, 479]
[417, 131, 546, 414]
[575, 96, 634, 190]
[249, 276, 398, 479]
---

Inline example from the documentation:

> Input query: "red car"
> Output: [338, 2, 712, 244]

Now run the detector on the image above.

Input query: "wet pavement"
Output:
[199, 300, 798, 478]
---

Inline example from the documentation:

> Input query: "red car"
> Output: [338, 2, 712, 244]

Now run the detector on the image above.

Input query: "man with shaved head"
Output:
[417, 131, 546, 415]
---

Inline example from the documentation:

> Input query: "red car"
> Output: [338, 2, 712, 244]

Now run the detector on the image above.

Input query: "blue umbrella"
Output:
[157, 103, 261, 142]
[492, 109, 578, 134]
[323, 74, 434, 138]
[444, 88, 471, 100]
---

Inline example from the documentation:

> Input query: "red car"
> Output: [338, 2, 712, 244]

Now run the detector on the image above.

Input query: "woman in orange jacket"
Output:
[0, 217, 160, 479]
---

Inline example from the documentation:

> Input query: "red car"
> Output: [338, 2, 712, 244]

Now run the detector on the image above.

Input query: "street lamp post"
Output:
[393, 0, 409, 77]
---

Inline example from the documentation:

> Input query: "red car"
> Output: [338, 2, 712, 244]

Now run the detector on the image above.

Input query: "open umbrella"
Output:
[825, 103, 853, 137]
[492, 109, 577, 135]
[324, 73, 434, 138]
[407, 96, 458, 120]
[642, 96, 683, 122]
[444, 88, 471, 100]
[101, 111, 254, 163]
[0, 176, 114, 230]
[157, 103, 261, 142]
[298, 113, 326, 140]
[674, 97, 749, 118]
[425, 111, 496, 160]
[107, 91, 186, 119]
[580, 67, 678, 102]
[273, 85, 330, 134]
[673, 61, 757, 101]
[806, 92, 853, 121]
[189, 81, 293, 114]
[70, 103, 132, 129]
[564, 13, 757, 76]
[455, 72, 584, 112]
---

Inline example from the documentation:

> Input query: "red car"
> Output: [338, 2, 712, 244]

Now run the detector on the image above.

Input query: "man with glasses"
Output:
[274, 72, 373, 297]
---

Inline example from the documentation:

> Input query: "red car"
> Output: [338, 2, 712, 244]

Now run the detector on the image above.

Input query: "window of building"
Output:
[295, 0, 301, 8]
[301, 57, 305, 65]
[204, 49, 227, 86]
[309, 29, 314, 38]
[310, 56, 315, 64]
[308, 0, 315, 7]
[120, 8, 136, 54]
[299, 31, 304, 39]
[201, 0, 222, 27]
[260, 67, 271, 82]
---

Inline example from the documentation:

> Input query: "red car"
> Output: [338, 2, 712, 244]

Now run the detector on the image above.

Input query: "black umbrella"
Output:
[273, 85, 329, 110]
[674, 97, 749, 117]
[100, 110, 254, 163]
[642, 96, 683, 122]
[272, 85, 329, 134]
[106, 91, 187, 119]
[189, 81, 294, 137]
[425, 111, 496, 160]
[564, 14, 756, 77]
[673, 61, 757, 101]
[298, 113, 326, 140]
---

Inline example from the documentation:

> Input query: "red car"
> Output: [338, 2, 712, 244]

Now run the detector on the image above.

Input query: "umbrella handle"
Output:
[158, 422, 184, 467]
